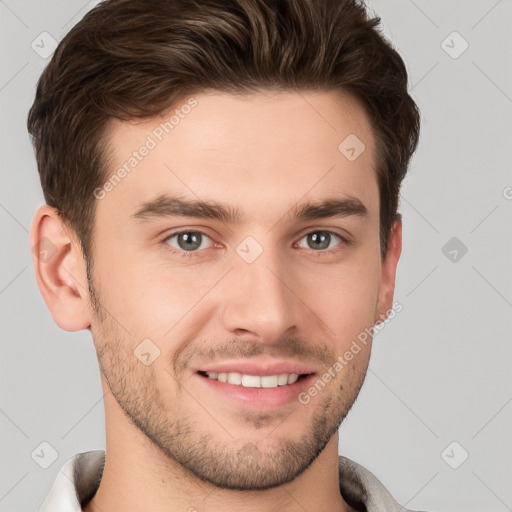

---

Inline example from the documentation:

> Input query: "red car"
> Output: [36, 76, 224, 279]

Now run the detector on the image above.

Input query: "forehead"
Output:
[100, 90, 378, 224]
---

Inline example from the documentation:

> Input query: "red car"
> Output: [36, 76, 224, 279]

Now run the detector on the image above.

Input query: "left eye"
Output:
[296, 231, 343, 251]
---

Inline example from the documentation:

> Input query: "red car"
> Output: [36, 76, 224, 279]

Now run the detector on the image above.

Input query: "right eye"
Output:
[163, 230, 215, 255]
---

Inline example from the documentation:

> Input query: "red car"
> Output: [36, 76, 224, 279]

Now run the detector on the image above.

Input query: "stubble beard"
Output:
[87, 279, 369, 490]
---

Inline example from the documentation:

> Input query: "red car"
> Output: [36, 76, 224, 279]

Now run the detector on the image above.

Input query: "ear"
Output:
[375, 216, 402, 323]
[29, 204, 92, 331]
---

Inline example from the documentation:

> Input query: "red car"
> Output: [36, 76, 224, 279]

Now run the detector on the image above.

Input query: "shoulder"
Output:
[338, 455, 433, 512]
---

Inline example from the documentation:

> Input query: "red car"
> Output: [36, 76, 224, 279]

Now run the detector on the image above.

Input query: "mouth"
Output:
[195, 369, 317, 410]
[198, 370, 312, 388]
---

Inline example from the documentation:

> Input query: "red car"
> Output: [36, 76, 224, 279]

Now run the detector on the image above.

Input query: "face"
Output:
[87, 90, 392, 490]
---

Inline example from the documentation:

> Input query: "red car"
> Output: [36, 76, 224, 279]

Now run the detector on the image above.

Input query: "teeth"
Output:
[261, 375, 278, 388]
[227, 372, 242, 385]
[242, 374, 261, 387]
[287, 373, 299, 384]
[205, 372, 301, 388]
[277, 374, 289, 386]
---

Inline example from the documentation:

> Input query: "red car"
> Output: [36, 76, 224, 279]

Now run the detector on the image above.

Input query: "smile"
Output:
[200, 371, 310, 388]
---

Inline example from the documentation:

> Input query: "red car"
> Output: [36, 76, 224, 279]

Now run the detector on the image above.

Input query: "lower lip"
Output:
[195, 373, 316, 410]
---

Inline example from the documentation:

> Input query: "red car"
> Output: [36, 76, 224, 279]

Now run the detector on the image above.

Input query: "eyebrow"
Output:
[130, 194, 368, 224]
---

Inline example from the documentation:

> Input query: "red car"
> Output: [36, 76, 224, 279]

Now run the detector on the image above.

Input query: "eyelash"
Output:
[162, 229, 351, 258]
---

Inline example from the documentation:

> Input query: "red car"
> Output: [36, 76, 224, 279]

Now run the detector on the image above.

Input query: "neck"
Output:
[84, 394, 352, 512]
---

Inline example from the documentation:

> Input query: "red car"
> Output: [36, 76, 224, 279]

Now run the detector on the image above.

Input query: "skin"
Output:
[30, 90, 402, 512]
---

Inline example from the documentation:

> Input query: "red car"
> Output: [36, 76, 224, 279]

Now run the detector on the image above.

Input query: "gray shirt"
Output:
[38, 450, 426, 511]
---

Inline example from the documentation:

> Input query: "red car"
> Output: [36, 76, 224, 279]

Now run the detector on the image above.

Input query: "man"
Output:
[28, 0, 422, 510]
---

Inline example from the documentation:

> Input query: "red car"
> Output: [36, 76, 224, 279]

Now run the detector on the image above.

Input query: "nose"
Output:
[219, 243, 302, 344]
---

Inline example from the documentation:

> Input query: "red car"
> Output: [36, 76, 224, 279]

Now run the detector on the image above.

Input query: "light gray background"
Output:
[1, 1, 511, 511]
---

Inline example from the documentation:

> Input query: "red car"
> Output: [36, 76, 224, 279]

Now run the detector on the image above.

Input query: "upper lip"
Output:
[196, 359, 317, 376]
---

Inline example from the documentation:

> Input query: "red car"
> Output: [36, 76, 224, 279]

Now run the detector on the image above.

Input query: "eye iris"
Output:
[308, 231, 331, 250]
[178, 232, 202, 251]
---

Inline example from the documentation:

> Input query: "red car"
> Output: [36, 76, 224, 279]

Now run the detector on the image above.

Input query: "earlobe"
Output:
[375, 217, 402, 323]
[29, 205, 92, 331]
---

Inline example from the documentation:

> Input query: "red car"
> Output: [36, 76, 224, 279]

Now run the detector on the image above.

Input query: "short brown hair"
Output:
[27, 0, 420, 265]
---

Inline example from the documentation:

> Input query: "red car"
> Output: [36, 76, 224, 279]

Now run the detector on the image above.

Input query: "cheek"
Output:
[95, 249, 227, 338]
[301, 254, 381, 339]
